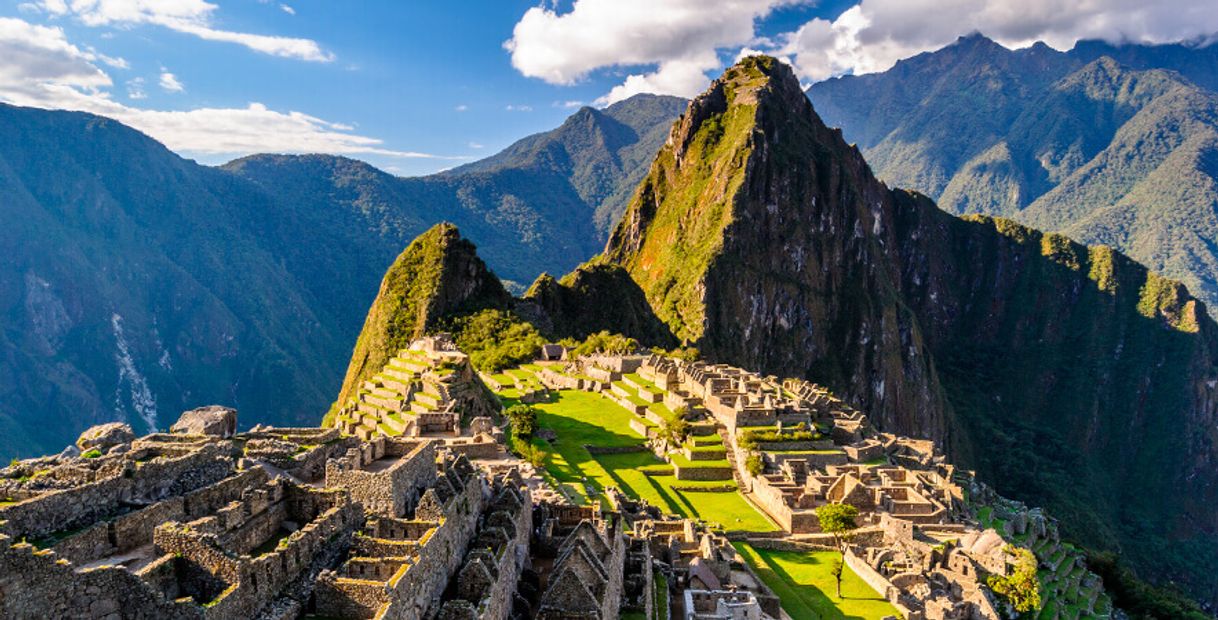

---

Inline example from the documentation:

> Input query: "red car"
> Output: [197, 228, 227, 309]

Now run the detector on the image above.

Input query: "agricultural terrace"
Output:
[491, 364, 778, 533]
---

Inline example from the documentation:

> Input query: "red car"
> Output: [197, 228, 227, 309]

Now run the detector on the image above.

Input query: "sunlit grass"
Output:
[734, 543, 898, 620]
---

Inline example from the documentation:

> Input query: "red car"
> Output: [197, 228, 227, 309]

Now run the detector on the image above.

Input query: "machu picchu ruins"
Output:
[1, 333, 1112, 619]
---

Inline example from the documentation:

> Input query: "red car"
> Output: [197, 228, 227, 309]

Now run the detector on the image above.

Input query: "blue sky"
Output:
[0, 0, 1213, 176]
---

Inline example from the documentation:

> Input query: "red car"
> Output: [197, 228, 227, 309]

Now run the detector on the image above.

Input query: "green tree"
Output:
[816, 503, 860, 598]
[505, 404, 538, 441]
[450, 309, 545, 372]
[659, 415, 689, 445]
[988, 546, 1041, 614]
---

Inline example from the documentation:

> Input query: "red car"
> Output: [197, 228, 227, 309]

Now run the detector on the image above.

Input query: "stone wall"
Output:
[672, 461, 733, 481]
[0, 443, 234, 541]
[325, 439, 436, 518]
[320, 455, 487, 620]
[443, 481, 532, 620]
[0, 534, 200, 620]
[153, 484, 360, 619]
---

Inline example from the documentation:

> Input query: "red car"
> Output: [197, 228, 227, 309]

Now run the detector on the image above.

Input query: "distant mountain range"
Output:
[0, 94, 683, 459]
[808, 34, 1218, 310]
[9, 33, 1218, 462]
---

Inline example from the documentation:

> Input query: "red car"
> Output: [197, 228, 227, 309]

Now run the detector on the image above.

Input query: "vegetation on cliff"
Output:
[598, 55, 1218, 604]
[332, 223, 510, 411]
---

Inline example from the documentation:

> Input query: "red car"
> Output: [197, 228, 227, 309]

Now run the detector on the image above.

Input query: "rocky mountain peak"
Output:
[332, 222, 509, 410]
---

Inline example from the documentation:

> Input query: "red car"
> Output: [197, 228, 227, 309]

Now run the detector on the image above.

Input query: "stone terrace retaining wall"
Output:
[0, 443, 233, 541]
[0, 534, 200, 620]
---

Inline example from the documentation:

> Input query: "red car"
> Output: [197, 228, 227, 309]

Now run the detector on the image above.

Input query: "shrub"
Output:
[81, 449, 102, 459]
[511, 437, 547, 468]
[745, 453, 764, 476]
[660, 416, 689, 444]
[505, 404, 538, 441]
[987, 547, 1041, 614]
[450, 309, 545, 372]
[739, 428, 822, 447]
[569, 331, 639, 357]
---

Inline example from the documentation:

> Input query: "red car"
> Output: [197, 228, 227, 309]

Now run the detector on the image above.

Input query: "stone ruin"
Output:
[331, 335, 499, 442]
[0, 405, 533, 620]
[522, 352, 1111, 620]
[0, 343, 1112, 620]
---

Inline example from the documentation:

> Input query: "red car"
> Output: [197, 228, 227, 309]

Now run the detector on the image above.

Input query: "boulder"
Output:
[171, 405, 237, 438]
[76, 422, 135, 451]
[469, 416, 494, 436]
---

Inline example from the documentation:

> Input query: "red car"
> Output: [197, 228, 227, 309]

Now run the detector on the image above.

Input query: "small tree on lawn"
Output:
[816, 503, 860, 598]
[505, 404, 538, 441]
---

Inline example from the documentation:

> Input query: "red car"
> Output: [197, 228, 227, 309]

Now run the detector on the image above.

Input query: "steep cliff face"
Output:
[603, 56, 1218, 597]
[332, 223, 509, 409]
[605, 56, 948, 440]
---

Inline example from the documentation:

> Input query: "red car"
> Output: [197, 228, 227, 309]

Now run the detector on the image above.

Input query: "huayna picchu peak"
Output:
[3, 31, 1218, 620]
[602, 55, 1218, 605]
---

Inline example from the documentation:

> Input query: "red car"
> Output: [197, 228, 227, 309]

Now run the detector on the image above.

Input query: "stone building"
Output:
[0, 406, 533, 620]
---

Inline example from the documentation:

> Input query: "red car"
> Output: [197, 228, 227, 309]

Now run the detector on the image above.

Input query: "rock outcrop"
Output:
[170, 405, 237, 438]
[519, 265, 675, 345]
[75, 422, 135, 451]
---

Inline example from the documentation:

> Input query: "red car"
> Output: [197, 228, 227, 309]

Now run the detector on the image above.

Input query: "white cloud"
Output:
[505, 0, 796, 103]
[778, 0, 1218, 81]
[279, 3, 295, 16]
[126, 76, 145, 99]
[554, 99, 585, 108]
[0, 16, 455, 161]
[468, 141, 484, 149]
[507, 0, 1218, 100]
[158, 69, 182, 92]
[505, 104, 533, 112]
[37, 0, 332, 61]
[454, 104, 468, 111]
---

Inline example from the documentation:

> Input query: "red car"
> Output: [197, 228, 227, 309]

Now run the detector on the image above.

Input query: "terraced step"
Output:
[414, 391, 440, 408]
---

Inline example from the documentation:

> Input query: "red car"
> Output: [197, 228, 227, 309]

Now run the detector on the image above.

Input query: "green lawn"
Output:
[512, 388, 778, 532]
[734, 543, 898, 620]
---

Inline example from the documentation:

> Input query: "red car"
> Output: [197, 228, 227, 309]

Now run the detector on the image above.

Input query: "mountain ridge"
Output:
[808, 34, 1218, 313]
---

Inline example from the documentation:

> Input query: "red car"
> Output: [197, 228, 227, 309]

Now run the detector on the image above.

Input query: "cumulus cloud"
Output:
[0, 16, 450, 160]
[507, 0, 1218, 99]
[505, 0, 796, 104]
[504, 104, 533, 112]
[779, 0, 1218, 81]
[279, 4, 294, 16]
[158, 69, 183, 92]
[37, 0, 332, 61]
